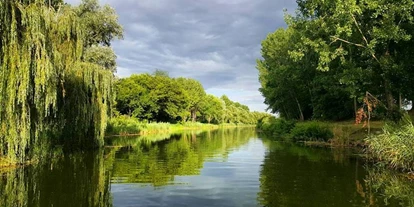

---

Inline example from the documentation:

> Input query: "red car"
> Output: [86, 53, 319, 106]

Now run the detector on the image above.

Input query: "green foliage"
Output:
[83, 45, 117, 72]
[366, 118, 414, 171]
[0, 0, 121, 163]
[176, 77, 206, 122]
[114, 72, 266, 125]
[258, 0, 414, 121]
[76, 0, 123, 47]
[199, 95, 224, 123]
[258, 118, 333, 142]
[258, 116, 295, 138]
[289, 122, 334, 142]
[115, 73, 190, 122]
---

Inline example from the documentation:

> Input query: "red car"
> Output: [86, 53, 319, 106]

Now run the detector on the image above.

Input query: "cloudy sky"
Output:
[67, 0, 298, 112]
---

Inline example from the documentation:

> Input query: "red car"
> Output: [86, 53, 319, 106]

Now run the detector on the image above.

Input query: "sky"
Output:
[66, 0, 298, 112]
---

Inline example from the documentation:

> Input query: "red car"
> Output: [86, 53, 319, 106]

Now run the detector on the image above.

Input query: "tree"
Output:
[176, 78, 206, 122]
[257, 28, 315, 120]
[76, 0, 123, 47]
[115, 73, 190, 122]
[291, 0, 414, 116]
[200, 95, 224, 123]
[76, 0, 123, 74]
[84, 45, 117, 73]
[0, 0, 121, 163]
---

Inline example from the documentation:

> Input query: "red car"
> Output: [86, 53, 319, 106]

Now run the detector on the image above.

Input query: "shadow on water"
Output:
[258, 135, 414, 207]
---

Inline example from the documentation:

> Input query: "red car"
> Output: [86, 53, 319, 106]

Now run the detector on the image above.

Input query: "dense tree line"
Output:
[115, 72, 269, 124]
[258, 0, 414, 121]
[0, 0, 122, 163]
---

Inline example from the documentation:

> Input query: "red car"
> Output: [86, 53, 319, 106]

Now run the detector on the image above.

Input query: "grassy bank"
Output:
[365, 118, 414, 172]
[105, 116, 254, 136]
[258, 116, 414, 172]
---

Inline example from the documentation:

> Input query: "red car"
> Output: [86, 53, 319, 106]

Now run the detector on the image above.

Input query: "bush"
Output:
[366, 119, 414, 171]
[269, 118, 296, 137]
[289, 121, 333, 142]
[257, 117, 296, 138]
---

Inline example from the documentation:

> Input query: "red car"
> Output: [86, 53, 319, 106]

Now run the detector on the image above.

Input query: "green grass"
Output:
[365, 118, 414, 172]
[105, 116, 254, 136]
[327, 120, 384, 146]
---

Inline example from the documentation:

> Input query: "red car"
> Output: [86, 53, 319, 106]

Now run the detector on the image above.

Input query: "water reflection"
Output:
[106, 128, 256, 186]
[257, 138, 414, 207]
[1, 129, 414, 207]
[0, 151, 111, 207]
[364, 167, 414, 207]
[257, 140, 367, 207]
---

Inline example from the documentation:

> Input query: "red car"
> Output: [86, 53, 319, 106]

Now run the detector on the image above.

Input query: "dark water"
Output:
[1, 128, 414, 207]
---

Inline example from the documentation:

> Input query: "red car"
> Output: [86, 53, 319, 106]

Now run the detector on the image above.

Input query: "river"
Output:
[1, 128, 413, 206]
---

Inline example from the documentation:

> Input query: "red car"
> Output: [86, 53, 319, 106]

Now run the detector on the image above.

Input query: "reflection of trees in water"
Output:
[0, 151, 111, 207]
[257, 140, 367, 207]
[360, 167, 414, 207]
[0, 128, 256, 205]
[107, 128, 256, 186]
[258, 139, 413, 207]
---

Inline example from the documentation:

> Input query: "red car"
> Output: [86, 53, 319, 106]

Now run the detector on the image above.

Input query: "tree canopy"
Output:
[115, 72, 269, 124]
[258, 0, 414, 121]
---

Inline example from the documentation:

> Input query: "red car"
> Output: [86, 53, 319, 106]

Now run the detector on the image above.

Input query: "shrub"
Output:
[269, 118, 296, 137]
[257, 117, 296, 137]
[289, 121, 333, 142]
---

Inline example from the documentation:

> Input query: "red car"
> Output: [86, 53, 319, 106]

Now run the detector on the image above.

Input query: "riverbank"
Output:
[258, 116, 414, 172]
[257, 117, 384, 147]
[105, 116, 255, 137]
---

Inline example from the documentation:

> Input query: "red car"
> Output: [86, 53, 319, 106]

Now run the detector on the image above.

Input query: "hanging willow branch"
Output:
[0, 0, 114, 163]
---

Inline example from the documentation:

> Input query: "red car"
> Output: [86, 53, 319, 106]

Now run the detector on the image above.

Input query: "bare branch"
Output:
[351, 13, 369, 45]
[330, 36, 366, 48]
[350, 13, 380, 63]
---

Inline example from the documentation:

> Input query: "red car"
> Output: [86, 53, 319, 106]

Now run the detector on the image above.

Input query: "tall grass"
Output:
[366, 119, 414, 171]
[105, 116, 253, 136]
[106, 116, 146, 135]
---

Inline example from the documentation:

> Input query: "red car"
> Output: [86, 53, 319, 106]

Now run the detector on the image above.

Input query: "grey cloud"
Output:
[66, 0, 297, 112]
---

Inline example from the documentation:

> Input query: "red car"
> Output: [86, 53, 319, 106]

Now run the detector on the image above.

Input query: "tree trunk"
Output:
[282, 106, 290, 119]
[191, 109, 197, 122]
[294, 96, 304, 121]
[399, 92, 402, 109]
[384, 79, 395, 115]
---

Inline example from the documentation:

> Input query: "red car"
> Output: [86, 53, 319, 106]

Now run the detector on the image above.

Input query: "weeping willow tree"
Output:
[0, 0, 116, 164]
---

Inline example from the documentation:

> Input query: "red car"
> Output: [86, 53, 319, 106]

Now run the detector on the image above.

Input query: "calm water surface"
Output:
[1, 128, 413, 206]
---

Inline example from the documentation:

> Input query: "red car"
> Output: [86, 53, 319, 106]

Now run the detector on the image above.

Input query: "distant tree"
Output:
[200, 95, 224, 123]
[176, 78, 206, 122]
